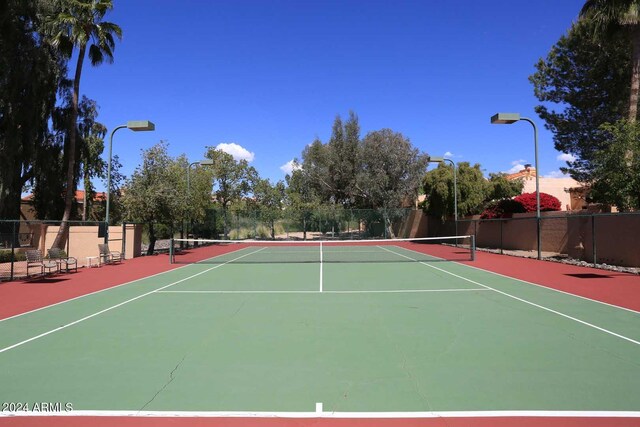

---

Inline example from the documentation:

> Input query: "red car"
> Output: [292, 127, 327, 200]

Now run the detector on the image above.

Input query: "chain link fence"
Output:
[430, 211, 640, 269]
[185, 207, 415, 241]
[7, 209, 633, 281]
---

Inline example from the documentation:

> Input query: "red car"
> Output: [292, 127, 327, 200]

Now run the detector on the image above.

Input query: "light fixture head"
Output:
[126, 120, 155, 131]
[491, 113, 520, 124]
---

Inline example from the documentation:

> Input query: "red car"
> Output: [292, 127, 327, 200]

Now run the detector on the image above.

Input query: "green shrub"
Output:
[0, 250, 26, 263]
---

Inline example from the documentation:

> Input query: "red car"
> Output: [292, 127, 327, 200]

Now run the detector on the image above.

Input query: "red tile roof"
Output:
[22, 190, 106, 203]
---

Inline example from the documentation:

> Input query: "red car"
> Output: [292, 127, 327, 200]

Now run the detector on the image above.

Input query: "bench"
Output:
[98, 244, 122, 265]
[25, 250, 58, 277]
[48, 248, 78, 273]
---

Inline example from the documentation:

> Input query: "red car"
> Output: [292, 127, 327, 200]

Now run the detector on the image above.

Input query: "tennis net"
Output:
[169, 236, 475, 264]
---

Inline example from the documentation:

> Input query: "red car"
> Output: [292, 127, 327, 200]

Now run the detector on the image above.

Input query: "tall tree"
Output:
[355, 129, 428, 210]
[299, 113, 362, 206]
[94, 154, 124, 223]
[422, 162, 491, 220]
[77, 96, 106, 221]
[284, 164, 320, 240]
[121, 142, 185, 254]
[300, 138, 334, 202]
[253, 178, 286, 239]
[325, 112, 360, 205]
[581, 0, 640, 122]
[184, 159, 215, 226]
[44, 0, 122, 248]
[0, 0, 66, 222]
[590, 120, 640, 210]
[332, 111, 360, 205]
[530, 18, 630, 182]
[205, 148, 258, 238]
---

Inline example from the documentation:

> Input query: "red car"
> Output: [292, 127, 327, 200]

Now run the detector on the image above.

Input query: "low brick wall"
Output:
[420, 211, 640, 268]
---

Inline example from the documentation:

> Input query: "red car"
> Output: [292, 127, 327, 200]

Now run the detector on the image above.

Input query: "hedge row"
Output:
[0, 250, 27, 263]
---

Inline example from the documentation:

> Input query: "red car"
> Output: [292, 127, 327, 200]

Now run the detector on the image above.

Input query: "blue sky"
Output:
[80, 0, 585, 188]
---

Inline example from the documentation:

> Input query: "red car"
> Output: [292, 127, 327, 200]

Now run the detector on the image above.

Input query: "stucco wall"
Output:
[521, 176, 579, 211]
[39, 224, 142, 267]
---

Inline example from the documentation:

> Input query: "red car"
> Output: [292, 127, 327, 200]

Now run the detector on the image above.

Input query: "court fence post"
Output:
[122, 222, 126, 259]
[499, 219, 503, 255]
[471, 234, 476, 261]
[592, 214, 597, 267]
[10, 220, 16, 281]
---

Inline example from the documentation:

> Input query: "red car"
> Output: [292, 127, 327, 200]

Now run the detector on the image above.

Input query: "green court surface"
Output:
[1, 244, 639, 415]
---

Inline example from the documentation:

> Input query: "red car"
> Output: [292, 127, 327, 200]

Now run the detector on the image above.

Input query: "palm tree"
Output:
[581, 0, 640, 121]
[45, 0, 121, 248]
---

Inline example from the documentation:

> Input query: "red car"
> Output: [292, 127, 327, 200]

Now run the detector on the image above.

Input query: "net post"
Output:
[471, 234, 476, 261]
[169, 237, 174, 264]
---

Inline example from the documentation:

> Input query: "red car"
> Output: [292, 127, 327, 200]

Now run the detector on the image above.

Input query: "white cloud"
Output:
[279, 159, 301, 175]
[557, 153, 576, 162]
[505, 159, 527, 174]
[545, 170, 567, 178]
[216, 142, 255, 162]
[443, 151, 463, 159]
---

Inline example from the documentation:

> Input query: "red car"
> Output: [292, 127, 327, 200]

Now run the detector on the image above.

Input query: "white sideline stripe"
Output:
[395, 245, 640, 315]
[380, 246, 640, 346]
[157, 288, 489, 294]
[1, 410, 639, 418]
[0, 262, 195, 324]
[319, 241, 323, 293]
[0, 248, 267, 355]
[0, 246, 257, 324]
[460, 259, 640, 315]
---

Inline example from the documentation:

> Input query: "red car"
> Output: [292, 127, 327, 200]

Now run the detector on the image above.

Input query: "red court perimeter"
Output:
[1, 245, 639, 427]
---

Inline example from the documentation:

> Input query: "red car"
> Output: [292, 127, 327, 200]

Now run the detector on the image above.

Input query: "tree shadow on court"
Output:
[22, 278, 70, 284]
[564, 273, 614, 279]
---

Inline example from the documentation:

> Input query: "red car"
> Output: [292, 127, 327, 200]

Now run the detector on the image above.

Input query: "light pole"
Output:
[105, 120, 155, 243]
[429, 156, 458, 237]
[186, 159, 214, 195]
[185, 159, 214, 243]
[490, 113, 541, 260]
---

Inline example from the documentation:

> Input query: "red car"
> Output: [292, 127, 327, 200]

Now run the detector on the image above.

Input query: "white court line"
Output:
[319, 241, 323, 293]
[461, 257, 640, 315]
[0, 248, 267, 355]
[157, 288, 489, 294]
[0, 246, 257, 324]
[398, 243, 640, 315]
[1, 409, 639, 418]
[379, 246, 640, 346]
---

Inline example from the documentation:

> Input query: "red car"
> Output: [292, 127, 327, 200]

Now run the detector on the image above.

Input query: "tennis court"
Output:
[1, 237, 639, 427]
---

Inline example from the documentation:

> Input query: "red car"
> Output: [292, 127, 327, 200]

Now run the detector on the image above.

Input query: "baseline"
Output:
[1, 409, 639, 418]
